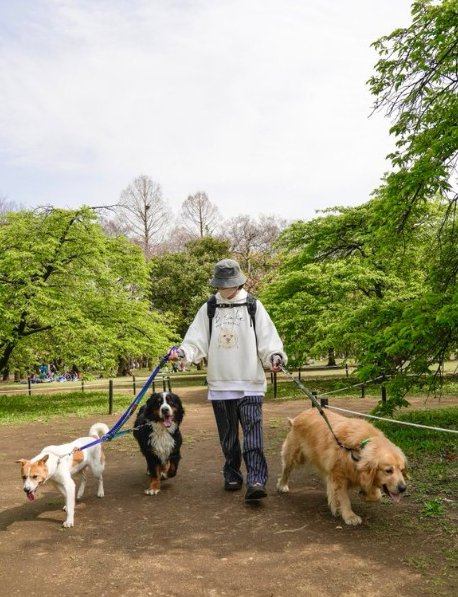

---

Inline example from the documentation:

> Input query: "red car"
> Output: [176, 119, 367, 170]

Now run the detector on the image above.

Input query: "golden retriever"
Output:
[276, 408, 407, 525]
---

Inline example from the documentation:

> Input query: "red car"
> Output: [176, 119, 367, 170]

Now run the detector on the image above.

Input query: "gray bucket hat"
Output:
[210, 259, 247, 288]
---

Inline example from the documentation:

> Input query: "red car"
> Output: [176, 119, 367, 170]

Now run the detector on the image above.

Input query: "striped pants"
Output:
[211, 396, 268, 486]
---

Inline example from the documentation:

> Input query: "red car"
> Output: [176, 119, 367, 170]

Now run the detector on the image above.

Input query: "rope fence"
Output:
[324, 403, 458, 435]
[2, 368, 457, 434]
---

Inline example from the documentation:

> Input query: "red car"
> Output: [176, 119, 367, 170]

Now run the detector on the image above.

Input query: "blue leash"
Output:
[78, 348, 176, 451]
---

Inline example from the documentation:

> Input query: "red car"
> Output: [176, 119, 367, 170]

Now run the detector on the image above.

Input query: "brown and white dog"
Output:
[16, 422, 109, 528]
[277, 408, 407, 525]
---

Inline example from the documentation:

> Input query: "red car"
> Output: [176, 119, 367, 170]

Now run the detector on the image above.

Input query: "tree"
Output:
[180, 192, 220, 238]
[119, 175, 170, 258]
[149, 237, 230, 337]
[0, 207, 176, 376]
[353, 0, 458, 408]
[0, 196, 21, 217]
[260, 199, 440, 412]
[369, 0, 458, 235]
[224, 214, 287, 292]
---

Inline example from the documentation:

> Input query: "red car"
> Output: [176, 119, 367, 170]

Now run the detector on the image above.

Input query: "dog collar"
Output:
[350, 438, 371, 462]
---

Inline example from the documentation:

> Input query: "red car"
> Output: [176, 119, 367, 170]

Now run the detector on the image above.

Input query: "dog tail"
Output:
[89, 422, 110, 438]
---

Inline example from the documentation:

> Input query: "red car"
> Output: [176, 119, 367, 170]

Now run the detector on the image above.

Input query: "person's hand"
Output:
[168, 347, 185, 361]
[270, 353, 284, 372]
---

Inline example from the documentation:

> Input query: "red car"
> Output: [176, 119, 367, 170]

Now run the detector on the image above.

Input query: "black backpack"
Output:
[207, 293, 257, 340]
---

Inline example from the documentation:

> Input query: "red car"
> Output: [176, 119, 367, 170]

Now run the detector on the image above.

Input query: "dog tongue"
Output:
[390, 492, 402, 503]
[26, 492, 35, 502]
[163, 415, 172, 428]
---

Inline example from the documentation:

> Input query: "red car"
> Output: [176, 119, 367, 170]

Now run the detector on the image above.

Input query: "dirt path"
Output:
[0, 389, 456, 596]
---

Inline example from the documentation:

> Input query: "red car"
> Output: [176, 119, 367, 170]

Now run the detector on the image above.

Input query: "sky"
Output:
[0, 0, 414, 224]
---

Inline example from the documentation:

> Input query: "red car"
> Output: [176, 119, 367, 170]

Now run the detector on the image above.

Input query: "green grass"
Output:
[0, 391, 134, 424]
[374, 408, 458, 511]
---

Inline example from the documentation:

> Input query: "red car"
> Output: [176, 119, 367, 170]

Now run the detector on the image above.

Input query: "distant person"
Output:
[70, 364, 80, 379]
[170, 258, 287, 501]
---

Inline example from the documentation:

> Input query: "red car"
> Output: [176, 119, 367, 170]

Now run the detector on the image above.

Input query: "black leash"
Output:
[280, 366, 365, 461]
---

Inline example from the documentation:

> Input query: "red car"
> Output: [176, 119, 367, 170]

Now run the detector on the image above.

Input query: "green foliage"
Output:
[369, 0, 458, 234]
[260, 202, 434, 375]
[260, 2, 458, 411]
[0, 207, 176, 375]
[149, 237, 229, 337]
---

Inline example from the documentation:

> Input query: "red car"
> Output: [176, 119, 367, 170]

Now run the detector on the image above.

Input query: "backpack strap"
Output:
[207, 293, 257, 340]
[207, 294, 217, 340]
[245, 294, 257, 336]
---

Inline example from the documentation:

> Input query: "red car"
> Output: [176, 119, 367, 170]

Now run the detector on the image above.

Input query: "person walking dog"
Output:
[169, 258, 287, 501]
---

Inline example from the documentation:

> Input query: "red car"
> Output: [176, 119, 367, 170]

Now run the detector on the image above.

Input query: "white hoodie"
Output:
[181, 289, 287, 393]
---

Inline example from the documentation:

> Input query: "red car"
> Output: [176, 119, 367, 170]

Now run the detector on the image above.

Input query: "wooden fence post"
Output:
[108, 379, 113, 414]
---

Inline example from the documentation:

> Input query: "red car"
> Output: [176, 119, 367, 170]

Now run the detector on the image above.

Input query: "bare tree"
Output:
[180, 192, 220, 238]
[153, 223, 196, 254]
[0, 195, 21, 216]
[98, 214, 131, 237]
[119, 175, 169, 258]
[225, 214, 288, 274]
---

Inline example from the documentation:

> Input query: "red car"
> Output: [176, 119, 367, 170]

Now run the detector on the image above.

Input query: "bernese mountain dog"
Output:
[133, 391, 185, 495]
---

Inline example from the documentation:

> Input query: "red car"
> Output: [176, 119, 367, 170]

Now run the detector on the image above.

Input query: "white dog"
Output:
[16, 422, 109, 528]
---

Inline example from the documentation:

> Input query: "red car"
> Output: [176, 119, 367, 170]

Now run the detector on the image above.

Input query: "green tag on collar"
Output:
[360, 438, 371, 449]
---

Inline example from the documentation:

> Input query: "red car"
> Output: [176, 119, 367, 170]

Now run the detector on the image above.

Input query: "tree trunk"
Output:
[0, 341, 17, 375]
[117, 357, 131, 377]
[327, 347, 337, 367]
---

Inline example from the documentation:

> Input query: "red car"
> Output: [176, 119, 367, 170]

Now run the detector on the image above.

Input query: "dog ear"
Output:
[357, 461, 378, 490]
[175, 404, 185, 425]
[356, 447, 379, 490]
[39, 454, 49, 464]
[16, 458, 27, 465]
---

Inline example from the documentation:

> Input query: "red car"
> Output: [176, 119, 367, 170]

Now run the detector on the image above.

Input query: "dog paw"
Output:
[276, 481, 289, 493]
[144, 488, 160, 496]
[62, 520, 74, 528]
[97, 491, 104, 498]
[343, 513, 362, 526]
[160, 472, 168, 480]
